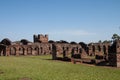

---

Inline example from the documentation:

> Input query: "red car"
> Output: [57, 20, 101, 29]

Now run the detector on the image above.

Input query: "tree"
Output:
[20, 39, 30, 45]
[60, 40, 69, 43]
[1, 38, 11, 45]
[98, 40, 102, 43]
[112, 33, 120, 41]
[103, 40, 112, 43]
[49, 40, 55, 43]
[70, 41, 77, 44]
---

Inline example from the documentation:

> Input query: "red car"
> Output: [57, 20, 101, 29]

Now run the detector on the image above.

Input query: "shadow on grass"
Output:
[96, 61, 110, 67]
[0, 70, 4, 74]
[19, 77, 32, 80]
[40, 56, 113, 68]
[43, 57, 71, 62]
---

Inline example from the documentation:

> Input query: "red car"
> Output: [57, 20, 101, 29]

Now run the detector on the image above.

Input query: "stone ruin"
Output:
[0, 35, 52, 56]
[33, 34, 48, 43]
[52, 43, 87, 61]
[0, 34, 120, 67]
[108, 40, 120, 67]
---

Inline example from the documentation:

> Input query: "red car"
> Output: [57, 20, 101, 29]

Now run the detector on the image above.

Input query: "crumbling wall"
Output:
[52, 43, 87, 60]
[6, 43, 52, 56]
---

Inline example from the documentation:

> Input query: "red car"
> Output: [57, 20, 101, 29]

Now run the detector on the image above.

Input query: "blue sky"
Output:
[0, 0, 120, 43]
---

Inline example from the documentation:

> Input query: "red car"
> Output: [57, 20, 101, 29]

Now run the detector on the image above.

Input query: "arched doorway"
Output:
[27, 47, 32, 55]
[34, 47, 39, 55]
[10, 47, 16, 55]
[19, 47, 24, 55]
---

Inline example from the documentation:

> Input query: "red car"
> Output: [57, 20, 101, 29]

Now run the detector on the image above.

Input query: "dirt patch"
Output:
[0, 70, 4, 74]
[19, 77, 32, 80]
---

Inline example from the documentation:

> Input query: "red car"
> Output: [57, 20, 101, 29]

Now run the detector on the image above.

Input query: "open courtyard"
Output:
[0, 55, 120, 80]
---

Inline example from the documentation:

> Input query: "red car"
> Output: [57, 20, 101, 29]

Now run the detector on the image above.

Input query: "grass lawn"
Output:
[0, 55, 120, 80]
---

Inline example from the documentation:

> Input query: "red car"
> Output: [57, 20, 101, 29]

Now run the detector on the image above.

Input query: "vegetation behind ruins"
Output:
[0, 55, 120, 80]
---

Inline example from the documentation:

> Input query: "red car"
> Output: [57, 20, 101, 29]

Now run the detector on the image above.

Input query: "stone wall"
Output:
[108, 53, 120, 67]
[88, 43, 110, 56]
[52, 43, 87, 60]
[5, 43, 52, 56]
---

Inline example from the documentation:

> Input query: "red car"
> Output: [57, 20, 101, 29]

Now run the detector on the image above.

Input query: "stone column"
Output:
[52, 44, 57, 60]
[6, 47, 10, 56]
[24, 48, 27, 55]
[16, 47, 19, 56]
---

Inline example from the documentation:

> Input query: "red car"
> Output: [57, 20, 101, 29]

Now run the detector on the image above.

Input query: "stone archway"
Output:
[34, 47, 39, 55]
[19, 47, 25, 55]
[27, 47, 32, 55]
[10, 47, 16, 55]
[98, 45, 101, 52]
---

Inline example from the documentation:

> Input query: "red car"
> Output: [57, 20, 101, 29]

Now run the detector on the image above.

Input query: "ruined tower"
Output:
[33, 34, 48, 43]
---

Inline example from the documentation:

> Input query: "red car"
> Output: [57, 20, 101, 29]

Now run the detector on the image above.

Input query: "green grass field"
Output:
[0, 55, 120, 80]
